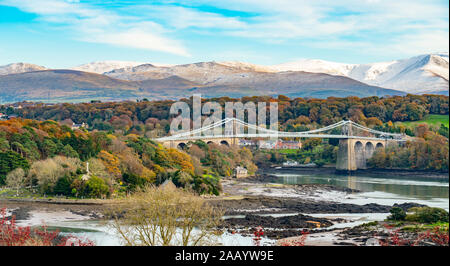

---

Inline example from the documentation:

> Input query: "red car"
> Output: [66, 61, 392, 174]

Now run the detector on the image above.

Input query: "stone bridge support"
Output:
[336, 138, 395, 172]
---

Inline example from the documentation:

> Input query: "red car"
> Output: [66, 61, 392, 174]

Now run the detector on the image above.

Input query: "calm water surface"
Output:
[270, 171, 449, 210]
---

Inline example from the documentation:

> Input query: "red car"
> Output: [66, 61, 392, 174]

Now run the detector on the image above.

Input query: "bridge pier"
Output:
[336, 139, 357, 172]
[336, 138, 391, 172]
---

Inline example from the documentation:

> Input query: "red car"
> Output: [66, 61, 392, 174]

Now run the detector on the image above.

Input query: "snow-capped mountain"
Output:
[0, 53, 446, 103]
[0, 62, 47, 75]
[71, 61, 146, 74]
[272, 53, 449, 94]
[272, 59, 356, 76]
[104, 61, 277, 83]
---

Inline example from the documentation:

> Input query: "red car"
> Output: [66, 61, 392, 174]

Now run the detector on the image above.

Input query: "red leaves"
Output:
[379, 224, 449, 246]
[279, 230, 309, 246]
[252, 226, 264, 246]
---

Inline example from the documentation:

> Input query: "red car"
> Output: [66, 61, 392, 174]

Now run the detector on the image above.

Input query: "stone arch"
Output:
[354, 141, 363, 151]
[376, 142, 384, 149]
[220, 140, 230, 146]
[207, 141, 214, 145]
[365, 142, 375, 158]
[177, 142, 187, 150]
[354, 141, 365, 169]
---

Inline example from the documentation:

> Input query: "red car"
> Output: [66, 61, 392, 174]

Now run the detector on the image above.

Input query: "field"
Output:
[395, 114, 449, 128]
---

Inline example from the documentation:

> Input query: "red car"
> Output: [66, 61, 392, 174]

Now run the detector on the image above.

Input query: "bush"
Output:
[195, 174, 222, 196]
[406, 207, 449, 224]
[387, 207, 407, 221]
[53, 175, 74, 196]
[84, 176, 109, 198]
[123, 172, 151, 191]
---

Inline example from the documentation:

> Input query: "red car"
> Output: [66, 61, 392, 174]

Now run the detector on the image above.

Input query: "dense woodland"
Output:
[0, 119, 235, 197]
[1, 94, 448, 137]
[0, 94, 448, 198]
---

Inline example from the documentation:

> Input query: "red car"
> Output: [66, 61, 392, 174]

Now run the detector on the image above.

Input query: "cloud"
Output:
[0, 0, 190, 56]
[134, 5, 246, 30]
[91, 28, 189, 56]
[176, 0, 449, 57]
[0, 0, 447, 60]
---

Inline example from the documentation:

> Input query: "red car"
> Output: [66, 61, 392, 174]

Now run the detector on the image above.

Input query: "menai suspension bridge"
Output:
[154, 118, 407, 171]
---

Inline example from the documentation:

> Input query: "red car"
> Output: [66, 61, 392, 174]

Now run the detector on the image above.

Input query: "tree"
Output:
[28, 156, 81, 194]
[0, 151, 29, 185]
[438, 124, 449, 138]
[414, 124, 429, 138]
[109, 184, 223, 246]
[6, 168, 26, 196]
[53, 175, 74, 196]
[387, 207, 406, 221]
[84, 175, 109, 198]
[42, 139, 58, 158]
[61, 144, 79, 158]
[302, 138, 322, 150]
[365, 117, 383, 127]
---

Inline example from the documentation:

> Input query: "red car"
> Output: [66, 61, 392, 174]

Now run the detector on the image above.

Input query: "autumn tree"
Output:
[108, 184, 223, 246]
[6, 168, 26, 196]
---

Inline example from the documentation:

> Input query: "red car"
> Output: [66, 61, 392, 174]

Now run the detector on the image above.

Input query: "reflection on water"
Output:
[272, 172, 449, 210]
[275, 173, 448, 200]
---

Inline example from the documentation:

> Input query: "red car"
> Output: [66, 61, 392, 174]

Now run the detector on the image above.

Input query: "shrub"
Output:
[387, 207, 407, 221]
[193, 174, 222, 195]
[53, 175, 74, 196]
[406, 207, 449, 224]
[123, 172, 151, 191]
[84, 176, 109, 198]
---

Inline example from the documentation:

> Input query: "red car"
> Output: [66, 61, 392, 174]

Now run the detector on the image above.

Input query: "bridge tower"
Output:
[336, 122, 357, 172]
[336, 121, 390, 172]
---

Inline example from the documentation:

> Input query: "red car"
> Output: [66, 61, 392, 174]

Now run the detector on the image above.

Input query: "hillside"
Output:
[0, 67, 404, 102]
[0, 69, 140, 102]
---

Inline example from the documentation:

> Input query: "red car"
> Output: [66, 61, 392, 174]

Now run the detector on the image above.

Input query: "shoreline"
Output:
[1, 169, 447, 246]
[259, 166, 449, 179]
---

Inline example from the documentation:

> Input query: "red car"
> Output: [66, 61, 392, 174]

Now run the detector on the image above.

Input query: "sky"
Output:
[0, 0, 448, 68]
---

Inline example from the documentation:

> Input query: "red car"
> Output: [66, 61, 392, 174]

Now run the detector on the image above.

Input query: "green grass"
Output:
[277, 149, 298, 154]
[395, 114, 449, 128]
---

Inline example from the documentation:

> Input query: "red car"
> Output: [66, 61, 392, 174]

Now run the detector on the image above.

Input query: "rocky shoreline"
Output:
[0, 171, 442, 245]
[0, 199, 104, 225]
[207, 173, 429, 242]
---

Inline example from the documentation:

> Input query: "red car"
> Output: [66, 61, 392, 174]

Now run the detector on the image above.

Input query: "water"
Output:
[32, 170, 449, 246]
[270, 172, 449, 210]
[50, 219, 275, 246]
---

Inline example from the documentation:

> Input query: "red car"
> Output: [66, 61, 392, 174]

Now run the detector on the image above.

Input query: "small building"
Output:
[71, 122, 88, 130]
[239, 139, 256, 147]
[233, 166, 248, 178]
[0, 113, 7, 120]
[275, 140, 302, 149]
[257, 139, 301, 149]
[283, 160, 299, 167]
[258, 140, 277, 149]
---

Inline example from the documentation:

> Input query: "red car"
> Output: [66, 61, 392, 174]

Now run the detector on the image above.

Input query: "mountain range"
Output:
[272, 53, 449, 94]
[0, 53, 447, 103]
